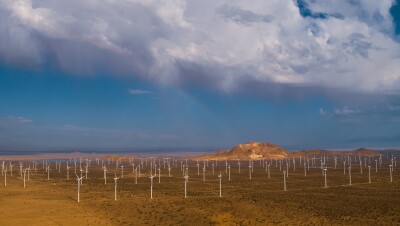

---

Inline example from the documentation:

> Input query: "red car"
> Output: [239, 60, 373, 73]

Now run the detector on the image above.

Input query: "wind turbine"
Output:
[368, 165, 371, 183]
[184, 174, 189, 198]
[4, 166, 7, 186]
[249, 164, 252, 180]
[135, 167, 138, 184]
[27, 167, 30, 181]
[150, 173, 155, 199]
[114, 173, 119, 201]
[218, 172, 222, 197]
[103, 167, 108, 184]
[203, 165, 206, 182]
[228, 164, 231, 181]
[79, 169, 84, 184]
[158, 167, 161, 183]
[47, 165, 50, 180]
[66, 163, 70, 180]
[348, 167, 352, 185]
[324, 168, 327, 188]
[9, 163, 13, 176]
[19, 162, 23, 177]
[283, 170, 287, 191]
[389, 164, 393, 182]
[286, 163, 289, 177]
[75, 173, 84, 202]
[23, 169, 27, 188]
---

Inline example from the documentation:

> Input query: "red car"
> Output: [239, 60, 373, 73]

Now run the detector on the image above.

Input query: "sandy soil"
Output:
[0, 156, 399, 225]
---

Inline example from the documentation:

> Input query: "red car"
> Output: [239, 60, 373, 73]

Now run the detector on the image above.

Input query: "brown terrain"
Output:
[196, 142, 382, 160]
[0, 142, 398, 225]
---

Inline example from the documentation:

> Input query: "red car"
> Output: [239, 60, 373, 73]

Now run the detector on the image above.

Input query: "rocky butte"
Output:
[196, 142, 382, 160]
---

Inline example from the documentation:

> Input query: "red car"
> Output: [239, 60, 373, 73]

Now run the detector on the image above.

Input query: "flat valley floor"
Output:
[0, 158, 399, 225]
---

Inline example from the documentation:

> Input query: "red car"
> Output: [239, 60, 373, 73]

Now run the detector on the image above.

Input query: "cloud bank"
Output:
[1, 0, 400, 93]
[0, 116, 32, 127]
[128, 89, 153, 95]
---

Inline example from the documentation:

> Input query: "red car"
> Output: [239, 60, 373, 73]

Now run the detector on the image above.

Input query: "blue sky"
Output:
[1, 0, 400, 152]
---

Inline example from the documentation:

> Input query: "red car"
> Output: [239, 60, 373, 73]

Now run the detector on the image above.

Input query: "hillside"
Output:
[196, 142, 288, 160]
[195, 142, 382, 160]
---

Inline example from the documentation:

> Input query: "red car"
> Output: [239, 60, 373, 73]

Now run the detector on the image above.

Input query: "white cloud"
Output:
[0, 116, 32, 127]
[128, 89, 153, 95]
[0, 0, 399, 93]
[334, 106, 358, 115]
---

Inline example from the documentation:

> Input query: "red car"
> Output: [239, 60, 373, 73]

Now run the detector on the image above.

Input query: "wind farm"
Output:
[0, 142, 399, 225]
[1, 0, 400, 225]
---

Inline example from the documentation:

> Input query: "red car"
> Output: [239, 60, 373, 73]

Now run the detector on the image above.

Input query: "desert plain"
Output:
[0, 150, 399, 226]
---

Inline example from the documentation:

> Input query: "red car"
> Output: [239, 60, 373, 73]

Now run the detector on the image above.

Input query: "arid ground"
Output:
[0, 156, 399, 225]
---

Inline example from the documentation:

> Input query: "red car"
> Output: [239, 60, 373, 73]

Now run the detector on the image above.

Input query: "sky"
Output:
[1, 0, 400, 152]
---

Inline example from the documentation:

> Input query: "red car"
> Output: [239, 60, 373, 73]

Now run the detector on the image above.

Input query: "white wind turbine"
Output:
[47, 165, 50, 180]
[228, 164, 231, 181]
[286, 163, 289, 177]
[66, 164, 70, 180]
[27, 166, 30, 181]
[184, 174, 189, 198]
[324, 168, 327, 188]
[149, 173, 155, 199]
[23, 168, 27, 188]
[283, 170, 287, 191]
[158, 167, 161, 183]
[75, 173, 84, 202]
[348, 167, 352, 185]
[114, 173, 119, 201]
[248, 164, 252, 179]
[9, 163, 13, 176]
[368, 165, 371, 183]
[79, 169, 84, 184]
[203, 165, 206, 182]
[19, 162, 23, 177]
[103, 167, 108, 184]
[218, 172, 222, 197]
[135, 167, 138, 184]
[4, 166, 7, 186]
